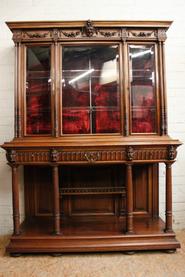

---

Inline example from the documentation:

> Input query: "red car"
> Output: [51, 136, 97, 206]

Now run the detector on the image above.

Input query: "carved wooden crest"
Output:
[84, 20, 97, 37]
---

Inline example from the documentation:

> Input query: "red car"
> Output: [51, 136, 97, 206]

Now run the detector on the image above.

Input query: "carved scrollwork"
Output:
[99, 31, 117, 37]
[131, 31, 154, 37]
[83, 20, 97, 37]
[23, 32, 49, 39]
[6, 150, 17, 163]
[61, 30, 80, 38]
[84, 152, 100, 163]
[126, 146, 134, 161]
[157, 29, 167, 41]
[168, 146, 177, 160]
[50, 149, 59, 162]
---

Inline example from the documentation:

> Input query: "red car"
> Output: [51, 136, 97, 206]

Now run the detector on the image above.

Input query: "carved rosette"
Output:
[168, 146, 177, 160]
[50, 149, 59, 162]
[126, 146, 134, 161]
[6, 149, 17, 163]
[84, 152, 100, 163]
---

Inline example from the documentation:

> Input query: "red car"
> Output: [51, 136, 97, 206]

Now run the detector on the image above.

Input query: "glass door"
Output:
[25, 45, 52, 135]
[128, 44, 158, 134]
[61, 45, 121, 134]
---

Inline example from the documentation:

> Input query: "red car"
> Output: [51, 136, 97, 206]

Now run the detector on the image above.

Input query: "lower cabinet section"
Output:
[24, 164, 158, 219]
[5, 163, 180, 254]
[7, 216, 180, 254]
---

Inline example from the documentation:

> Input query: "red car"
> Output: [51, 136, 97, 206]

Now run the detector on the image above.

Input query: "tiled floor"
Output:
[0, 231, 185, 277]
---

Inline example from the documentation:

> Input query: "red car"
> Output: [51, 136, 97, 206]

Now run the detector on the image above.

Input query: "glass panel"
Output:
[129, 45, 157, 133]
[62, 45, 120, 134]
[26, 46, 51, 135]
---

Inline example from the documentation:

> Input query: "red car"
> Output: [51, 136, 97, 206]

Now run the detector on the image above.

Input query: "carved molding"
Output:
[60, 186, 126, 194]
[168, 146, 177, 160]
[6, 150, 17, 163]
[11, 24, 164, 42]
[126, 146, 134, 161]
[6, 146, 175, 164]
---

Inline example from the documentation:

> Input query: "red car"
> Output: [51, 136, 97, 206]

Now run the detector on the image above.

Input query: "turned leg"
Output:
[11, 165, 20, 235]
[165, 163, 173, 233]
[126, 163, 134, 234]
[52, 165, 60, 235]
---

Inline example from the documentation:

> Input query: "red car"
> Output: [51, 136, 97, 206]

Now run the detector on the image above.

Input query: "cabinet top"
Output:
[6, 20, 173, 31]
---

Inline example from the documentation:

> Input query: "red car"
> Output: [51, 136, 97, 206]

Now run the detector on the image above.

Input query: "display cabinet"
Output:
[1, 20, 181, 255]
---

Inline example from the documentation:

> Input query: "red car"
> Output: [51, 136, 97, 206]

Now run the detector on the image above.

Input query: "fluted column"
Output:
[126, 163, 134, 234]
[52, 165, 60, 235]
[11, 165, 20, 235]
[165, 162, 173, 233]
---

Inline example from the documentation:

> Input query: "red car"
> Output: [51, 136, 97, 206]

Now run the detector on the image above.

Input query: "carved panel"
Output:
[128, 29, 157, 40]
[60, 29, 81, 38]
[16, 151, 49, 163]
[59, 150, 126, 163]
[134, 148, 167, 160]
[7, 146, 173, 164]
[22, 31, 51, 40]
[98, 29, 120, 38]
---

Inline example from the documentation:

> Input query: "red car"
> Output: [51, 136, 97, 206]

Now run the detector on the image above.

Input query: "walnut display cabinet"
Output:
[1, 20, 182, 255]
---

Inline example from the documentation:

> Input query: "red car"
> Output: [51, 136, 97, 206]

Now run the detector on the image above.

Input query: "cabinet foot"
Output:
[124, 251, 135, 255]
[165, 249, 176, 254]
[51, 253, 62, 257]
[10, 253, 22, 257]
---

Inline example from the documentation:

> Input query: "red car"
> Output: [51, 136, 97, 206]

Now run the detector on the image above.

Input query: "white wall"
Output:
[0, 0, 185, 234]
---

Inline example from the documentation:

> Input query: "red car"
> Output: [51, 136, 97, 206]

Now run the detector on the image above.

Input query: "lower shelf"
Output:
[7, 216, 180, 254]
